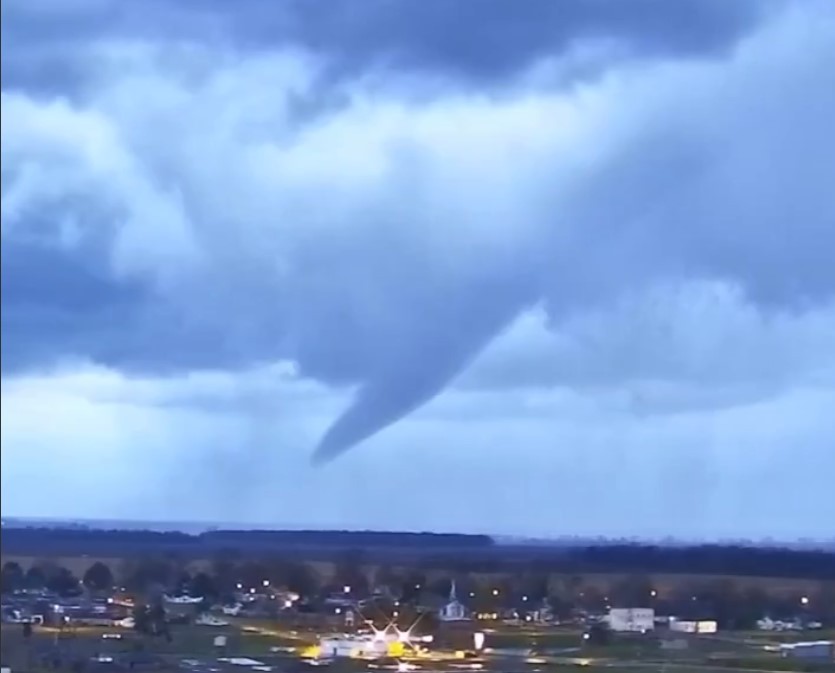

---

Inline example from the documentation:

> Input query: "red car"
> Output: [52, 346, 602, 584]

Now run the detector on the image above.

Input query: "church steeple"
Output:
[439, 578, 469, 622]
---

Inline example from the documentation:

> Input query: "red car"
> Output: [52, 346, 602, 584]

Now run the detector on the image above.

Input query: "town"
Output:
[2, 528, 834, 671]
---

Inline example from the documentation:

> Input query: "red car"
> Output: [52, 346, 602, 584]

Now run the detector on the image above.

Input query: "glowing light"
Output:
[473, 632, 485, 651]
[492, 589, 499, 596]
[801, 596, 810, 605]
[344, 585, 351, 593]
[262, 579, 270, 587]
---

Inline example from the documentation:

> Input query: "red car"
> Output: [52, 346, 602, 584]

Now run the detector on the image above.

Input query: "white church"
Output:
[438, 580, 470, 622]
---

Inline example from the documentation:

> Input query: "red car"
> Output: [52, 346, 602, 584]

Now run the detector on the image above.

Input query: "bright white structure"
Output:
[316, 633, 408, 660]
[218, 657, 267, 667]
[670, 619, 717, 634]
[164, 594, 203, 605]
[608, 607, 655, 632]
[757, 617, 802, 631]
[438, 580, 469, 622]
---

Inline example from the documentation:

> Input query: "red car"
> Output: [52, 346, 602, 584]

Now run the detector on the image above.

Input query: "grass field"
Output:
[2, 622, 832, 672]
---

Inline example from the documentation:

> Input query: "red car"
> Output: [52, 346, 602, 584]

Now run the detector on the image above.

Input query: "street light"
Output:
[492, 589, 499, 597]
[801, 596, 810, 606]
[262, 580, 270, 587]
[343, 585, 351, 594]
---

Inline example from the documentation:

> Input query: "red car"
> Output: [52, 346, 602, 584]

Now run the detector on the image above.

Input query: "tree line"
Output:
[3, 527, 835, 580]
[3, 556, 834, 630]
[0, 527, 493, 558]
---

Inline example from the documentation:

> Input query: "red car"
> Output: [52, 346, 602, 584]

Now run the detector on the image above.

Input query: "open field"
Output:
[3, 620, 833, 673]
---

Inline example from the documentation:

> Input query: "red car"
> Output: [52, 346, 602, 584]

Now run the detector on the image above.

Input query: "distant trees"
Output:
[1, 561, 24, 593]
[399, 571, 427, 604]
[121, 557, 177, 592]
[132, 601, 169, 640]
[45, 567, 81, 596]
[811, 582, 835, 624]
[372, 565, 403, 593]
[518, 572, 550, 604]
[609, 575, 655, 606]
[428, 576, 452, 598]
[83, 561, 114, 592]
[236, 560, 271, 590]
[3, 542, 834, 631]
[332, 551, 369, 596]
[25, 564, 46, 589]
[282, 562, 319, 597]
[188, 572, 218, 599]
[4, 526, 835, 581]
[210, 552, 240, 595]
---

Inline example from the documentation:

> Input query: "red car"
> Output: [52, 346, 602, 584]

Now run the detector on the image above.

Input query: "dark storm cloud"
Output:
[2, 0, 834, 462]
[1, 0, 771, 96]
[0, 239, 229, 374]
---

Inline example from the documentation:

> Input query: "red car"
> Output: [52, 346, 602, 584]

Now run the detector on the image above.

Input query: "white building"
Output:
[607, 607, 655, 632]
[438, 580, 469, 622]
[670, 619, 718, 634]
[317, 633, 408, 660]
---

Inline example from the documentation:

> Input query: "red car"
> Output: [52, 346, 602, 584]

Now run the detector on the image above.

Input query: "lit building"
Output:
[438, 580, 470, 622]
[607, 607, 655, 632]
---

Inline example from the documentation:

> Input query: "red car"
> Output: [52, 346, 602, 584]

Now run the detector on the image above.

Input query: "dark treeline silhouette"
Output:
[426, 545, 835, 580]
[0, 527, 493, 558]
[2, 527, 835, 580]
[562, 544, 835, 579]
[200, 529, 492, 548]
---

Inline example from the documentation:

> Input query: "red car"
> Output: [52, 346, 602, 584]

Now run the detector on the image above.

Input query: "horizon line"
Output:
[2, 515, 833, 551]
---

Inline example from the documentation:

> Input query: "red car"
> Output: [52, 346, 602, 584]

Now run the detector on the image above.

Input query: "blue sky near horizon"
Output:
[1, 0, 834, 539]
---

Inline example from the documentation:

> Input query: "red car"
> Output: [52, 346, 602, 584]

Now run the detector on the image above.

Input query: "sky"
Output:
[2, 0, 834, 541]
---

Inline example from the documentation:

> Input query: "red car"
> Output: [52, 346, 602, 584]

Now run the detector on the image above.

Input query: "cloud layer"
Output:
[2, 0, 834, 535]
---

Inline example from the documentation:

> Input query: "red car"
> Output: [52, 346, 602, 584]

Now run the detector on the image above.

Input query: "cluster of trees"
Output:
[421, 545, 835, 580]
[4, 556, 834, 630]
[0, 527, 493, 558]
[5, 528, 835, 582]
[1, 560, 85, 596]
